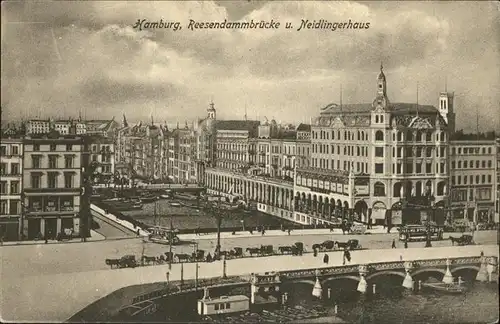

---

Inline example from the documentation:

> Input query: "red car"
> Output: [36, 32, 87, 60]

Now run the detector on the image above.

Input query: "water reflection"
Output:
[288, 275, 499, 324]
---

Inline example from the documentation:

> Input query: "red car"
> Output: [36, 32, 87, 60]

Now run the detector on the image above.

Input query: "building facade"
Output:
[89, 136, 115, 185]
[295, 64, 451, 226]
[0, 135, 23, 241]
[22, 133, 88, 239]
[449, 140, 497, 223]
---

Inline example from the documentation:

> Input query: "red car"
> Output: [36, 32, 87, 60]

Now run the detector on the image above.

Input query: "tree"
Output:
[200, 197, 225, 259]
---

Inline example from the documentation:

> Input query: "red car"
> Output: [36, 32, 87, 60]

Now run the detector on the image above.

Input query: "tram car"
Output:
[197, 295, 250, 316]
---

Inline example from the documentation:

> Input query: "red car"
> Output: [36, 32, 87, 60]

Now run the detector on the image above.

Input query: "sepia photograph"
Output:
[1, 1, 499, 323]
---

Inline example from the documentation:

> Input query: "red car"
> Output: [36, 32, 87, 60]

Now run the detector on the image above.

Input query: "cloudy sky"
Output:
[1, 1, 499, 131]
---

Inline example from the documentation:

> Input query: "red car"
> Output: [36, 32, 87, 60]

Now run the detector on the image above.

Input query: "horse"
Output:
[278, 246, 294, 254]
[312, 243, 322, 251]
[246, 247, 261, 256]
[105, 258, 120, 269]
[175, 253, 191, 262]
[141, 255, 157, 265]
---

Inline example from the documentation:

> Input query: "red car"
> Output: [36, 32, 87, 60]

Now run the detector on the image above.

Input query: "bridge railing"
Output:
[277, 256, 486, 280]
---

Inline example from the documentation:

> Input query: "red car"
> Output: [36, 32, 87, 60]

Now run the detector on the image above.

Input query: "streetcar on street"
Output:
[147, 226, 180, 245]
[398, 224, 444, 242]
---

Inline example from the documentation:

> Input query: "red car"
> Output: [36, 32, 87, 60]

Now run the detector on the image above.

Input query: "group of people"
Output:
[391, 239, 409, 249]
[315, 246, 352, 266]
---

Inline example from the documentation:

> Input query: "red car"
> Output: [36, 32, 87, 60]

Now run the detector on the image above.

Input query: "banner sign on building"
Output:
[355, 185, 369, 196]
[392, 210, 402, 225]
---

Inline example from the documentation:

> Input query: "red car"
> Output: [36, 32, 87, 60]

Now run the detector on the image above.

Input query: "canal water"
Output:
[289, 275, 499, 324]
[122, 200, 293, 230]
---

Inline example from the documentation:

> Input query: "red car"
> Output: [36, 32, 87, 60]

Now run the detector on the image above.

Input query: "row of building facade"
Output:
[1, 65, 499, 240]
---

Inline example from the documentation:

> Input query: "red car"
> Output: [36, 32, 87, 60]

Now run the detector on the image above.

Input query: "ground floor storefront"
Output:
[0, 216, 21, 242]
[23, 216, 80, 240]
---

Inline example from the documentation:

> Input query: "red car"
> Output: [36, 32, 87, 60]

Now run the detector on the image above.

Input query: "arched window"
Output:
[437, 181, 446, 196]
[393, 182, 402, 198]
[407, 131, 414, 141]
[374, 182, 386, 197]
[375, 130, 384, 141]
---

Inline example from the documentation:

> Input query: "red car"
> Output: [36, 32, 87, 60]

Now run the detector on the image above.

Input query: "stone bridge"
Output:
[280, 256, 495, 286]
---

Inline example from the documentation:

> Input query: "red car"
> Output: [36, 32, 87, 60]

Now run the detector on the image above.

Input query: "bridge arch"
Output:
[366, 271, 405, 281]
[321, 275, 360, 286]
[288, 280, 316, 286]
[452, 265, 480, 273]
[412, 268, 446, 277]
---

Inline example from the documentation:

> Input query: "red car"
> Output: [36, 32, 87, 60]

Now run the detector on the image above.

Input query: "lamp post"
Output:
[425, 205, 435, 248]
[193, 241, 199, 291]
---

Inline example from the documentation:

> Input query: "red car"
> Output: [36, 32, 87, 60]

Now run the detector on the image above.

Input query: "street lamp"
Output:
[425, 205, 435, 248]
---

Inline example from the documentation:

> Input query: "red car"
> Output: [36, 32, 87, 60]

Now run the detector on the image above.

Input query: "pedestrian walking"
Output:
[45, 235, 48, 244]
[343, 248, 351, 265]
[323, 253, 329, 265]
[391, 239, 396, 249]
[404, 240, 408, 249]
[287, 228, 291, 235]
[313, 247, 318, 257]
[261, 228, 266, 236]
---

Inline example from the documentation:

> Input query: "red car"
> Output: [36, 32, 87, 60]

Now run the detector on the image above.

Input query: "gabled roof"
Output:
[296, 123, 311, 132]
[320, 103, 438, 115]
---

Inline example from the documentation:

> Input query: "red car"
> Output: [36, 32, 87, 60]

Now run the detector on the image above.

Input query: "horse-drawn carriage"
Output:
[449, 234, 474, 246]
[312, 239, 362, 252]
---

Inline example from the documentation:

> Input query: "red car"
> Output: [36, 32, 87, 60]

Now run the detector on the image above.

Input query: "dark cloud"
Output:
[1, 1, 499, 131]
[80, 74, 182, 105]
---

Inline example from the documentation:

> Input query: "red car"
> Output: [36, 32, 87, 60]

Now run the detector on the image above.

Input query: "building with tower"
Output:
[293, 64, 451, 226]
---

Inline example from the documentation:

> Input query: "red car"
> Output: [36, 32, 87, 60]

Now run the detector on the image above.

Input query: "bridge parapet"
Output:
[278, 256, 493, 282]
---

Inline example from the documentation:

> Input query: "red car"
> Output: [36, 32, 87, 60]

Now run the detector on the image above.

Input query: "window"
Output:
[10, 181, 19, 194]
[406, 163, 413, 174]
[476, 175, 480, 184]
[469, 161, 474, 168]
[65, 156, 74, 168]
[426, 147, 433, 157]
[33, 144, 40, 151]
[375, 147, 384, 157]
[488, 160, 492, 168]
[31, 174, 41, 189]
[50, 144, 57, 151]
[405, 147, 413, 157]
[452, 148, 456, 155]
[32, 156, 41, 169]
[451, 176, 455, 185]
[375, 131, 384, 141]
[226, 303, 231, 309]
[425, 132, 432, 142]
[0, 146, 6, 156]
[464, 176, 468, 184]
[452, 161, 456, 169]
[426, 162, 432, 174]
[416, 163, 422, 174]
[66, 144, 73, 151]
[0, 181, 6, 194]
[374, 182, 386, 196]
[64, 173, 73, 188]
[481, 161, 486, 168]
[11, 163, 20, 175]
[481, 175, 486, 183]
[48, 172, 58, 188]
[48, 155, 58, 169]
[375, 163, 384, 174]
[0, 201, 7, 215]
[9, 200, 19, 215]
[458, 161, 462, 168]
[407, 131, 414, 141]
[488, 175, 492, 183]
